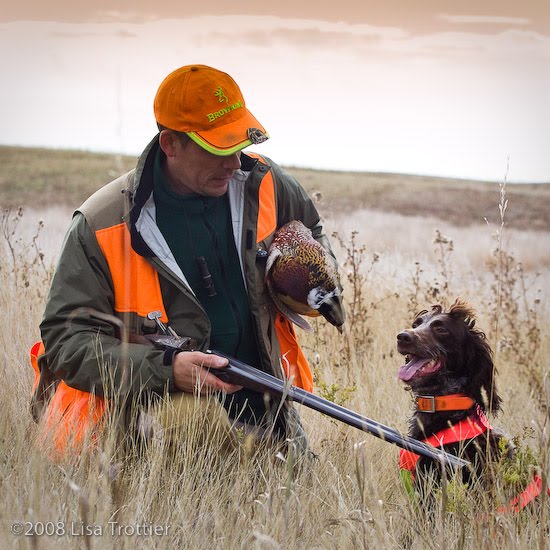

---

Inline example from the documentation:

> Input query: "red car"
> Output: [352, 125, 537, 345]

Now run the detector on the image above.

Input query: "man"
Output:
[33, 64, 341, 456]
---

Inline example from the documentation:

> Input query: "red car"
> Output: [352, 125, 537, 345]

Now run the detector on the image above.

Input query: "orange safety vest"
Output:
[399, 407, 550, 512]
[399, 406, 490, 481]
[30, 157, 313, 456]
[30, 341, 106, 458]
[250, 153, 313, 393]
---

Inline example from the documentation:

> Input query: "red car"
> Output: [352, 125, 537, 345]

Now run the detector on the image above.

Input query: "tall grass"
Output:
[1, 194, 548, 548]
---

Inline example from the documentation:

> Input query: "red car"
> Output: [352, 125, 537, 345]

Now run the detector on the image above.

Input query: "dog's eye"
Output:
[431, 321, 449, 335]
[412, 319, 422, 328]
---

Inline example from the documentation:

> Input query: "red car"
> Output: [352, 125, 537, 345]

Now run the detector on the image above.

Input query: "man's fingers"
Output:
[198, 371, 242, 395]
[172, 351, 242, 394]
[199, 352, 229, 370]
[193, 352, 241, 394]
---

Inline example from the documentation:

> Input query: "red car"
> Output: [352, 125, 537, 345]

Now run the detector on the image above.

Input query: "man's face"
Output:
[161, 132, 242, 197]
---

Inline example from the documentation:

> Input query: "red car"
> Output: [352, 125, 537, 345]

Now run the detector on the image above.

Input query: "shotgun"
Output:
[206, 350, 469, 470]
[145, 311, 469, 470]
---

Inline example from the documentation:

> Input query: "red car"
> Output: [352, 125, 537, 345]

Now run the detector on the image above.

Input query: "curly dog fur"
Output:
[396, 298, 509, 488]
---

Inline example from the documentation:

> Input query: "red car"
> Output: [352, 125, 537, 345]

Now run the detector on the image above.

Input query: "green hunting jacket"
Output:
[39, 135, 337, 441]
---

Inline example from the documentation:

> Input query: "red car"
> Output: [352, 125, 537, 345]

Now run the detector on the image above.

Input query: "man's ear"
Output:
[158, 130, 179, 157]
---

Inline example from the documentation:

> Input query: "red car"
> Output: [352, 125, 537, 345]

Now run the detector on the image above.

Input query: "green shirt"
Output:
[153, 151, 273, 428]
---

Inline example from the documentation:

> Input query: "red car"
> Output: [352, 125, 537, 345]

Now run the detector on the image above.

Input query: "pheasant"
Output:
[265, 220, 345, 333]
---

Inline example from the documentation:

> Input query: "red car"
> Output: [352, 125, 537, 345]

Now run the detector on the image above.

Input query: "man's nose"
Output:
[222, 152, 241, 170]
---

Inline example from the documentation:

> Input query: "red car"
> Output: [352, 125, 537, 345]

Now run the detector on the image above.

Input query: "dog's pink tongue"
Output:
[398, 358, 437, 381]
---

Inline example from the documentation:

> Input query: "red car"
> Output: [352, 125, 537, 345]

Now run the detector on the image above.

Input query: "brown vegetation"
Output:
[291, 167, 550, 231]
[2, 145, 549, 231]
[1, 146, 548, 548]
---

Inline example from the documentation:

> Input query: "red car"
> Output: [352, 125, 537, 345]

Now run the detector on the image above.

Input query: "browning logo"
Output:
[213, 85, 229, 104]
[207, 86, 244, 124]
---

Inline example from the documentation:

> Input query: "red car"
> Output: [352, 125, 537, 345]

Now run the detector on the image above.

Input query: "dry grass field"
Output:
[1, 146, 548, 548]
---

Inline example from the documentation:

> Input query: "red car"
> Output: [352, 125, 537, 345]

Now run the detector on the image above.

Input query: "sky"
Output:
[1, 1, 549, 183]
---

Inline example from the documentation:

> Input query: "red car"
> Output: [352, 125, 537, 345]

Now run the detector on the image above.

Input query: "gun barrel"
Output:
[208, 350, 469, 470]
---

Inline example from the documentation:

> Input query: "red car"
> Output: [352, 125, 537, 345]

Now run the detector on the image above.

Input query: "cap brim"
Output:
[187, 109, 269, 156]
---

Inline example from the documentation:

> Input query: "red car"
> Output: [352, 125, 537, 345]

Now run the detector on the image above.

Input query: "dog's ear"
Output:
[464, 327, 502, 413]
[448, 298, 476, 322]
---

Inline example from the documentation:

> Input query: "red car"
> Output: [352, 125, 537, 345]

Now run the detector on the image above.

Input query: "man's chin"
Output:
[207, 179, 230, 196]
[203, 187, 228, 197]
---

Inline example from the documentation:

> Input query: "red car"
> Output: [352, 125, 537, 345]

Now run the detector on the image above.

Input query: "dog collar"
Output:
[416, 393, 475, 413]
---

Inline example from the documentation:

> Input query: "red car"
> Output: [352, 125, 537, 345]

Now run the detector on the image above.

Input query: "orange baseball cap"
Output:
[154, 64, 269, 156]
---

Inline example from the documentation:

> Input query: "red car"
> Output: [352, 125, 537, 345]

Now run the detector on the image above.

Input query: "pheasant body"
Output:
[266, 220, 345, 332]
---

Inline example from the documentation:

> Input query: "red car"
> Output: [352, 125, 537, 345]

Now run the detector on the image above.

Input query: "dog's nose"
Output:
[397, 331, 412, 343]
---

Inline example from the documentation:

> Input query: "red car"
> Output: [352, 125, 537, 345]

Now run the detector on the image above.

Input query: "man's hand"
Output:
[172, 351, 242, 395]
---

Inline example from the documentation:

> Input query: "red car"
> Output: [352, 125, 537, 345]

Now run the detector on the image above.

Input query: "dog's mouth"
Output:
[398, 355, 443, 382]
